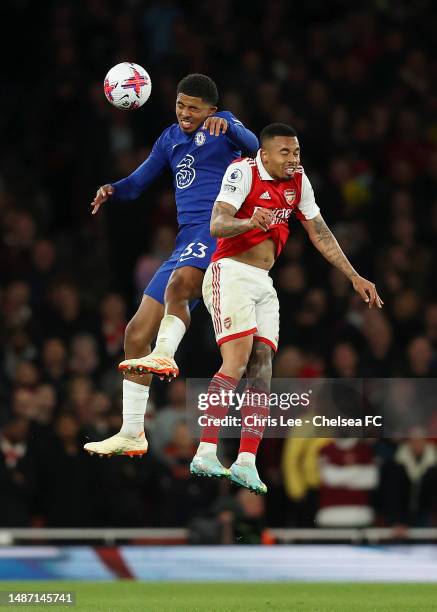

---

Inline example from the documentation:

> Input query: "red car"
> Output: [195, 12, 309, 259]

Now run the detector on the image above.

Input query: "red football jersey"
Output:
[212, 153, 319, 262]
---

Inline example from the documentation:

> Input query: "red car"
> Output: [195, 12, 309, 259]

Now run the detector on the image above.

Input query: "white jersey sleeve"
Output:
[298, 171, 320, 220]
[215, 159, 253, 211]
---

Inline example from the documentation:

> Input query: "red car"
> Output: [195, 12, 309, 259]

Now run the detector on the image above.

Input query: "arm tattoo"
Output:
[211, 202, 250, 238]
[311, 216, 358, 279]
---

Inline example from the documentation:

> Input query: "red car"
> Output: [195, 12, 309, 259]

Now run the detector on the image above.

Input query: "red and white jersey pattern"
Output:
[212, 151, 320, 262]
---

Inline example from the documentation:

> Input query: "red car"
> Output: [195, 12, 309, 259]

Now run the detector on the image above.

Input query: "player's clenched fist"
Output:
[91, 184, 114, 215]
[249, 208, 274, 232]
[203, 116, 228, 136]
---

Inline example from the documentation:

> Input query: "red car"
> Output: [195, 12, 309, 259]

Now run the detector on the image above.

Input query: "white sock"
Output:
[196, 442, 217, 457]
[120, 379, 149, 437]
[236, 451, 256, 467]
[153, 314, 186, 358]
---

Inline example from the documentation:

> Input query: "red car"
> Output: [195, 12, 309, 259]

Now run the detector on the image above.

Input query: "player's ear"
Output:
[209, 106, 218, 115]
[260, 148, 268, 163]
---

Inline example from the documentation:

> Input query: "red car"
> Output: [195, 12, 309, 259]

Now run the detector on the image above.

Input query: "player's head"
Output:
[260, 123, 300, 180]
[176, 74, 218, 133]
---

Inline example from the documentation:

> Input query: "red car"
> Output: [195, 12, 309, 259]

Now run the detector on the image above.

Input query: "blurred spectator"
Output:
[404, 336, 436, 377]
[0, 418, 35, 526]
[282, 435, 331, 526]
[2, 281, 32, 330]
[316, 439, 378, 527]
[65, 376, 94, 425]
[29, 240, 58, 306]
[360, 310, 396, 376]
[381, 427, 437, 527]
[13, 361, 40, 390]
[40, 337, 68, 392]
[3, 329, 37, 380]
[43, 282, 99, 341]
[69, 333, 100, 377]
[189, 488, 270, 545]
[158, 422, 217, 526]
[42, 413, 97, 527]
[273, 346, 304, 377]
[34, 384, 57, 425]
[152, 378, 187, 454]
[330, 342, 361, 378]
[99, 293, 127, 358]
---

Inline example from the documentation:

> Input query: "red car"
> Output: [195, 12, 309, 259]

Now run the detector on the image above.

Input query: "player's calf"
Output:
[231, 342, 273, 494]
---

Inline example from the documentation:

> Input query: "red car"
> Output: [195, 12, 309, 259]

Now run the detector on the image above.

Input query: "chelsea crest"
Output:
[195, 132, 206, 146]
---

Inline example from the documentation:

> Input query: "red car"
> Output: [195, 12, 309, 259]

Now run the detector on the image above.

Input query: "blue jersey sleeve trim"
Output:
[218, 111, 259, 156]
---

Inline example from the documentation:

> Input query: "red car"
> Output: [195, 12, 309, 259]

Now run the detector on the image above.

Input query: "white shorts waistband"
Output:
[212, 257, 269, 276]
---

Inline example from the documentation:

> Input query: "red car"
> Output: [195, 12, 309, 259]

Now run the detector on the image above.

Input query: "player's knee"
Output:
[165, 271, 200, 302]
[221, 339, 252, 376]
[124, 318, 152, 354]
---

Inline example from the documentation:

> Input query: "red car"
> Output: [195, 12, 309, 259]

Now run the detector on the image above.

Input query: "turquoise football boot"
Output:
[190, 455, 231, 480]
[230, 462, 267, 495]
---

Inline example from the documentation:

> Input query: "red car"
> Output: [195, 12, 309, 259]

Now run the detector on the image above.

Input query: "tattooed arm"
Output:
[302, 213, 383, 308]
[210, 202, 274, 238]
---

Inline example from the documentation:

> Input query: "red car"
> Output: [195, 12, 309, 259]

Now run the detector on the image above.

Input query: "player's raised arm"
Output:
[302, 213, 384, 309]
[203, 112, 258, 155]
[223, 113, 259, 155]
[90, 133, 168, 215]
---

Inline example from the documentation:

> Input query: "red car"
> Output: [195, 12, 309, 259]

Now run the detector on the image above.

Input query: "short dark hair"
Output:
[177, 74, 219, 106]
[260, 123, 298, 145]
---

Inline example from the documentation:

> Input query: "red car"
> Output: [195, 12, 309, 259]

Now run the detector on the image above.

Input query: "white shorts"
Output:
[202, 258, 279, 352]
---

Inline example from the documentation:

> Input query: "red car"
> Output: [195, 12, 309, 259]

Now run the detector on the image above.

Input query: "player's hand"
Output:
[249, 208, 275, 232]
[351, 275, 384, 308]
[202, 116, 228, 136]
[91, 184, 114, 215]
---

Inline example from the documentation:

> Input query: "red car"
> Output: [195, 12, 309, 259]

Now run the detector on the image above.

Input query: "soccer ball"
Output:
[104, 62, 152, 110]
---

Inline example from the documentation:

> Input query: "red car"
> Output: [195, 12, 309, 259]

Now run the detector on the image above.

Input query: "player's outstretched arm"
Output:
[210, 202, 274, 237]
[91, 133, 169, 214]
[203, 112, 258, 154]
[110, 145, 168, 202]
[302, 214, 384, 309]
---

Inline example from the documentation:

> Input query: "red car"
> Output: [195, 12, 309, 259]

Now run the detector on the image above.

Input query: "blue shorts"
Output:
[144, 223, 216, 311]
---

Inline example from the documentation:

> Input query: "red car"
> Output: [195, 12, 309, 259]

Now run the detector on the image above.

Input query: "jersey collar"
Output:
[256, 150, 275, 180]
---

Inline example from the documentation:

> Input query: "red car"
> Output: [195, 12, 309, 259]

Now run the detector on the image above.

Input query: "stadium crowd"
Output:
[1, 0, 437, 536]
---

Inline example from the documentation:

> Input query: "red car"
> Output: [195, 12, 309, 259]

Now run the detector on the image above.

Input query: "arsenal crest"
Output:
[224, 316, 232, 329]
[284, 189, 296, 206]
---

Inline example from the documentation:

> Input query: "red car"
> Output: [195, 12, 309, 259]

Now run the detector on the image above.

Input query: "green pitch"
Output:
[2, 581, 437, 611]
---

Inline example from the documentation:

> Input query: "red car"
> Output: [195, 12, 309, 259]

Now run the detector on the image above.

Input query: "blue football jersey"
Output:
[110, 111, 258, 226]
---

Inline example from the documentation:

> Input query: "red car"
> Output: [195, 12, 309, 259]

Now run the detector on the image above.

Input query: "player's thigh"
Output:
[219, 334, 254, 374]
[164, 265, 205, 302]
[143, 256, 175, 306]
[202, 260, 257, 344]
[254, 280, 280, 354]
[125, 294, 164, 356]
